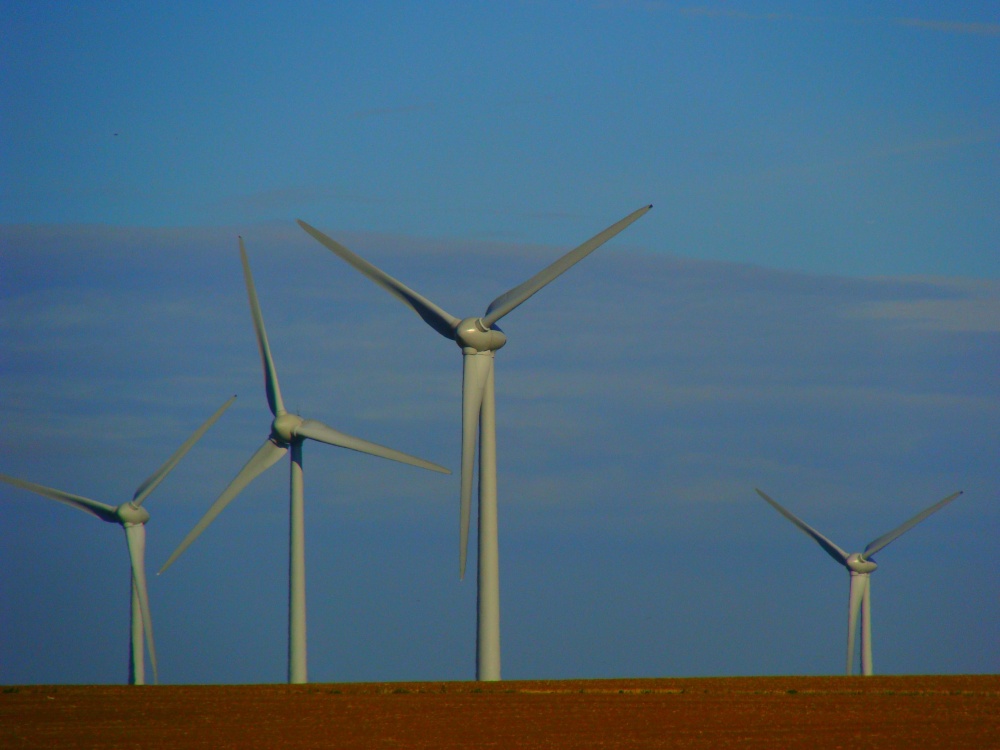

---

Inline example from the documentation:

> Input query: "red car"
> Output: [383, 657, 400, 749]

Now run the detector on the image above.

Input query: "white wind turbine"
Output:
[753, 488, 964, 675]
[298, 205, 652, 680]
[158, 239, 451, 684]
[0, 396, 234, 684]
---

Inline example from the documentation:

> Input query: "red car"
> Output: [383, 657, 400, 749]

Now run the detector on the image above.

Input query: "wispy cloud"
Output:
[677, 6, 795, 22]
[608, 3, 1000, 37]
[2, 223, 996, 684]
[844, 278, 1000, 332]
[896, 18, 1000, 37]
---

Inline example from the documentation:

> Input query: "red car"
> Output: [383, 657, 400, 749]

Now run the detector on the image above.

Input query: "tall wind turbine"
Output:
[298, 205, 652, 680]
[753, 488, 964, 675]
[0, 396, 234, 684]
[158, 239, 450, 684]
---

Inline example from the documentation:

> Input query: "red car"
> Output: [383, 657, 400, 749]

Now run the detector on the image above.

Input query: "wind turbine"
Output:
[158, 238, 451, 684]
[298, 205, 652, 680]
[753, 488, 964, 676]
[0, 396, 234, 684]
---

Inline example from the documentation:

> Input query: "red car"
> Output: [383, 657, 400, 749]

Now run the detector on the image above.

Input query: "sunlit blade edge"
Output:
[0, 473, 117, 521]
[863, 490, 963, 558]
[754, 488, 850, 566]
[297, 219, 461, 340]
[132, 395, 238, 506]
[240, 239, 285, 416]
[481, 204, 652, 328]
[296, 420, 450, 474]
[157, 439, 287, 574]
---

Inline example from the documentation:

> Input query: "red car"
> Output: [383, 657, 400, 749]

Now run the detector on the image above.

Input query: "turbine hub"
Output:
[271, 413, 304, 444]
[846, 553, 877, 574]
[115, 502, 150, 527]
[455, 317, 506, 353]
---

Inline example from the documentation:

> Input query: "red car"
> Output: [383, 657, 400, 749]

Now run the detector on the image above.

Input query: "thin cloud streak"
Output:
[896, 18, 1000, 37]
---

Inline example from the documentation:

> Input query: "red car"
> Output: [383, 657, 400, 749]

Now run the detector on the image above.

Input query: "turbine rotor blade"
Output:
[132, 395, 237, 507]
[125, 523, 158, 684]
[240, 238, 286, 416]
[297, 219, 461, 340]
[158, 439, 287, 574]
[481, 204, 652, 328]
[754, 489, 850, 566]
[0, 474, 117, 522]
[459, 353, 491, 579]
[863, 490, 963, 559]
[295, 419, 450, 474]
[846, 572, 867, 676]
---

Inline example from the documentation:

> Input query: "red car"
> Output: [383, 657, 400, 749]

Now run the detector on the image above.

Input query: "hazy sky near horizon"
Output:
[1, 2, 997, 684]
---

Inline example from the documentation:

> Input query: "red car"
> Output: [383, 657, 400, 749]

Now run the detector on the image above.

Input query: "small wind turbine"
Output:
[0, 396, 234, 684]
[753, 488, 964, 675]
[298, 205, 652, 680]
[158, 238, 450, 684]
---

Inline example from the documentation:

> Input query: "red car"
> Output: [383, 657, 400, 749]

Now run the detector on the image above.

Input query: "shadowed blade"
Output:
[125, 523, 158, 684]
[158, 439, 287, 574]
[481, 204, 652, 328]
[863, 491, 963, 559]
[0, 474, 118, 522]
[755, 489, 850, 566]
[297, 219, 462, 340]
[240, 239, 285, 416]
[459, 353, 491, 579]
[132, 396, 237, 507]
[296, 419, 450, 474]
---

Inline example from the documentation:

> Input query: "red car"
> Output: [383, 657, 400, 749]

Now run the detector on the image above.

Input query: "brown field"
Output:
[2, 675, 997, 749]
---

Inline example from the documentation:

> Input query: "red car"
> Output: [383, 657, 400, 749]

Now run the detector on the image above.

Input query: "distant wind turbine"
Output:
[753, 488, 964, 675]
[298, 205, 652, 680]
[158, 238, 450, 684]
[0, 396, 235, 684]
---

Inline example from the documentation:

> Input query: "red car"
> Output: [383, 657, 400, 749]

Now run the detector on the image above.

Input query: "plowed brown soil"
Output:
[2, 675, 997, 749]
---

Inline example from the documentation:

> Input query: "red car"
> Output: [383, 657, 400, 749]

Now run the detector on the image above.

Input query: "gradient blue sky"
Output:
[1, 2, 997, 684]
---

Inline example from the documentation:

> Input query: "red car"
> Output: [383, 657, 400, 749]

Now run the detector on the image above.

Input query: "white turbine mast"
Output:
[0, 396, 235, 685]
[298, 205, 652, 680]
[753, 488, 963, 675]
[158, 238, 451, 685]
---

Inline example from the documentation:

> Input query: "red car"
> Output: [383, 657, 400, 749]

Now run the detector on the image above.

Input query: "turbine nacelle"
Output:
[115, 502, 151, 527]
[456, 317, 506, 354]
[846, 553, 877, 574]
[271, 412, 304, 445]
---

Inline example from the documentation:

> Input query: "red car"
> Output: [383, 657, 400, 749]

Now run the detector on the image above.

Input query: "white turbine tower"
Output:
[753, 488, 964, 676]
[298, 205, 652, 680]
[0, 396, 235, 684]
[158, 239, 451, 684]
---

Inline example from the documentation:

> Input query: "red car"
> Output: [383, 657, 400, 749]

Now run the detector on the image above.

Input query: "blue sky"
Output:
[1, 2, 997, 683]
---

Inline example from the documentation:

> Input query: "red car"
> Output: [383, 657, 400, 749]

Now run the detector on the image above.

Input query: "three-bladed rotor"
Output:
[299, 205, 652, 579]
[159, 240, 450, 577]
[0, 394, 235, 685]
[754, 488, 963, 675]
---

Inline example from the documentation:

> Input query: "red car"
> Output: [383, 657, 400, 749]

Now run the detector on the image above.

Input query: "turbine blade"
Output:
[295, 419, 451, 474]
[754, 489, 850, 566]
[862, 491, 963, 558]
[846, 573, 866, 676]
[132, 396, 237, 507]
[240, 238, 285, 416]
[481, 204, 652, 328]
[459, 353, 491, 579]
[158, 439, 287, 574]
[125, 524, 158, 685]
[0, 473, 117, 522]
[297, 219, 462, 340]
